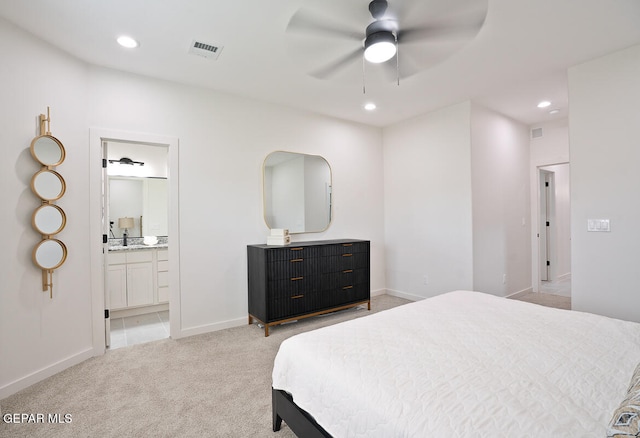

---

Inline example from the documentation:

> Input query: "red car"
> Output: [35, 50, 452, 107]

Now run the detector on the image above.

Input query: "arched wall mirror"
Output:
[263, 151, 332, 234]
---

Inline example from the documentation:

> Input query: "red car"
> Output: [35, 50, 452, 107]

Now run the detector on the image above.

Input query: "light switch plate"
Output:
[587, 219, 610, 232]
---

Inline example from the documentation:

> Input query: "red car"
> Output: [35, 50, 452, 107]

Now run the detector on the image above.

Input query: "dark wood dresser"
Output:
[247, 239, 370, 336]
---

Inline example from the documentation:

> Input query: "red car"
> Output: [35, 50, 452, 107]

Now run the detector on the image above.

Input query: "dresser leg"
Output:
[265, 325, 270, 337]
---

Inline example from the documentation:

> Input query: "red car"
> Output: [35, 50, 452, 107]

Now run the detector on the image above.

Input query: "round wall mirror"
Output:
[32, 204, 66, 236]
[32, 239, 67, 270]
[30, 135, 66, 167]
[31, 169, 66, 201]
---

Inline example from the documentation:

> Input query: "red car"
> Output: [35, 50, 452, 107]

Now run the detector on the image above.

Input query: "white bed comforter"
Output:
[272, 291, 640, 437]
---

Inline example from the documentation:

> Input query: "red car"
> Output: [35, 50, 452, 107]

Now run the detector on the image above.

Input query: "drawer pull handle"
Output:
[342, 285, 353, 290]
[342, 253, 353, 257]
[291, 258, 304, 263]
[342, 243, 353, 247]
[290, 247, 303, 251]
[343, 269, 353, 273]
[291, 294, 304, 299]
[291, 277, 304, 281]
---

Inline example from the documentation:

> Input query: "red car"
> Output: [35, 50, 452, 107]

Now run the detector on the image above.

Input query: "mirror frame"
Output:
[30, 134, 66, 167]
[32, 239, 67, 270]
[31, 169, 66, 201]
[262, 151, 332, 234]
[32, 204, 67, 236]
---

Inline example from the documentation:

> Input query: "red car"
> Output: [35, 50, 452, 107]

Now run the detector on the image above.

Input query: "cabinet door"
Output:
[127, 262, 154, 307]
[107, 264, 127, 310]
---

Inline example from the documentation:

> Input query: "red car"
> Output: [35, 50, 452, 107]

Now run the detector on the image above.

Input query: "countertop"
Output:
[108, 244, 168, 252]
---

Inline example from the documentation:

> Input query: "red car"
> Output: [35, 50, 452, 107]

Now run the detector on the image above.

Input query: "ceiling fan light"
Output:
[364, 31, 396, 63]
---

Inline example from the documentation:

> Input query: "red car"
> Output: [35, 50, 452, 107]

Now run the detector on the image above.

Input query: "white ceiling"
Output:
[1, 0, 639, 127]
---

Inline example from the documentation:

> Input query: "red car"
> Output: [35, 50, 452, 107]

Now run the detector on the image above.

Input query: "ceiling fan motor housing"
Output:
[368, 0, 388, 19]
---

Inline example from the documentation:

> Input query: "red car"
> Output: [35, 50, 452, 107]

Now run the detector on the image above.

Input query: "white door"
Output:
[102, 141, 112, 347]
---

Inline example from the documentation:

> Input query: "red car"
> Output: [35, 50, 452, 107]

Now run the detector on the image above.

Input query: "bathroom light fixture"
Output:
[364, 31, 397, 63]
[537, 101, 551, 108]
[549, 109, 560, 115]
[108, 157, 144, 166]
[364, 103, 377, 111]
[117, 36, 139, 49]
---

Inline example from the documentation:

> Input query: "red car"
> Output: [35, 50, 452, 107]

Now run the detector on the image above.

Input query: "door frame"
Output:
[89, 128, 181, 355]
[532, 162, 569, 293]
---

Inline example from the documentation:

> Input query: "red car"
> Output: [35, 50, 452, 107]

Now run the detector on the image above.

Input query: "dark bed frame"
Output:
[272, 388, 333, 437]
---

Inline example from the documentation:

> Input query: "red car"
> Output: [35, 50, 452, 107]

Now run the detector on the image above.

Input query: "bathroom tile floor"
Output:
[109, 310, 169, 350]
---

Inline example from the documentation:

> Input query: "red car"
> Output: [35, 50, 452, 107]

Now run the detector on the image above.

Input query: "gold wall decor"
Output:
[30, 107, 67, 298]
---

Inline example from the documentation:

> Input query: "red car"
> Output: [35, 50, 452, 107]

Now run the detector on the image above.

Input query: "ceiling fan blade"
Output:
[380, 53, 420, 82]
[398, 2, 488, 45]
[399, 19, 485, 45]
[309, 48, 363, 79]
[287, 8, 363, 41]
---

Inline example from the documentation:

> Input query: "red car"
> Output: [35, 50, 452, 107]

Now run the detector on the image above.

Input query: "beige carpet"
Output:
[0, 292, 569, 437]
[510, 291, 571, 310]
[0, 295, 409, 438]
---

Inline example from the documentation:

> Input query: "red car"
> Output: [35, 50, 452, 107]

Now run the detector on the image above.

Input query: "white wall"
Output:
[383, 102, 474, 300]
[0, 18, 94, 398]
[470, 105, 531, 296]
[0, 18, 385, 397]
[569, 44, 640, 322]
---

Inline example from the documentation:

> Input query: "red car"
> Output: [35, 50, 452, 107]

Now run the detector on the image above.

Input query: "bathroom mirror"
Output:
[31, 169, 66, 201]
[32, 204, 66, 236]
[32, 239, 67, 270]
[108, 176, 168, 237]
[30, 135, 66, 167]
[263, 151, 332, 234]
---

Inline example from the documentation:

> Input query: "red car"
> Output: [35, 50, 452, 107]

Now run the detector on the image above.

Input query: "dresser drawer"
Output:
[267, 257, 319, 280]
[321, 242, 369, 256]
[321, 269, 369, 290]
[322, 253, 369, 272]
[324, 283, 370, 307]
[268, 275, 321, 298]
[266, 246, 321, 262]
[268, 292, 319, 321]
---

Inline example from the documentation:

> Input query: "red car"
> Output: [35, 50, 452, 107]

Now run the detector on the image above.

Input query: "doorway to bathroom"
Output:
[89, 129, 180, 354]
[105, 141, 169, 349]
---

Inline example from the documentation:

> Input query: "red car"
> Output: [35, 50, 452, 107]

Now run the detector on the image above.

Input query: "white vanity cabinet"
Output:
[108, 250, 157, 311]
[157, 249, 169, 303]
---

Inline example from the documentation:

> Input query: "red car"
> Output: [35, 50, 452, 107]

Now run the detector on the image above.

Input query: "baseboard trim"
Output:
[506, 287, 533, 299]
[385, 289, 425, 302]
[177, 316, 247, 339]
[370, 288, 386, 297]
[0, 348, 94, 399]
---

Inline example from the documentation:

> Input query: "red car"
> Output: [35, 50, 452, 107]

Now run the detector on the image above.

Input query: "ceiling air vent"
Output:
[531, 127, 543, 139]
[188, 40, 223, 60]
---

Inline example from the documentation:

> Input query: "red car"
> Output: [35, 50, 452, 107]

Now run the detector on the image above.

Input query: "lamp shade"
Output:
[118, 217, 134, 229]
[364, 31, 396, 63]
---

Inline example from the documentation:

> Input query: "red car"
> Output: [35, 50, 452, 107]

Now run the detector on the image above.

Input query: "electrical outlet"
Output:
[503, 274, 507, 284]
[423, 275, 429, 285]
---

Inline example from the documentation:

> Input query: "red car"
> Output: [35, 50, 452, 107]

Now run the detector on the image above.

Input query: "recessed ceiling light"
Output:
[364, 103, 377, 111]
[117, 36, 139, 49]
[537, 101, 551, 108]
[549, 109, 560, 115]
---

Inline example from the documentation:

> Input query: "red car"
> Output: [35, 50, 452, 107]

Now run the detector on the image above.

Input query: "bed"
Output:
[272, 290, 640, 437]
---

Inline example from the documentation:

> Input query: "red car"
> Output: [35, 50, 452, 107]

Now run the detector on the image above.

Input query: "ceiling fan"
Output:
[286, 0, 488, 86]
